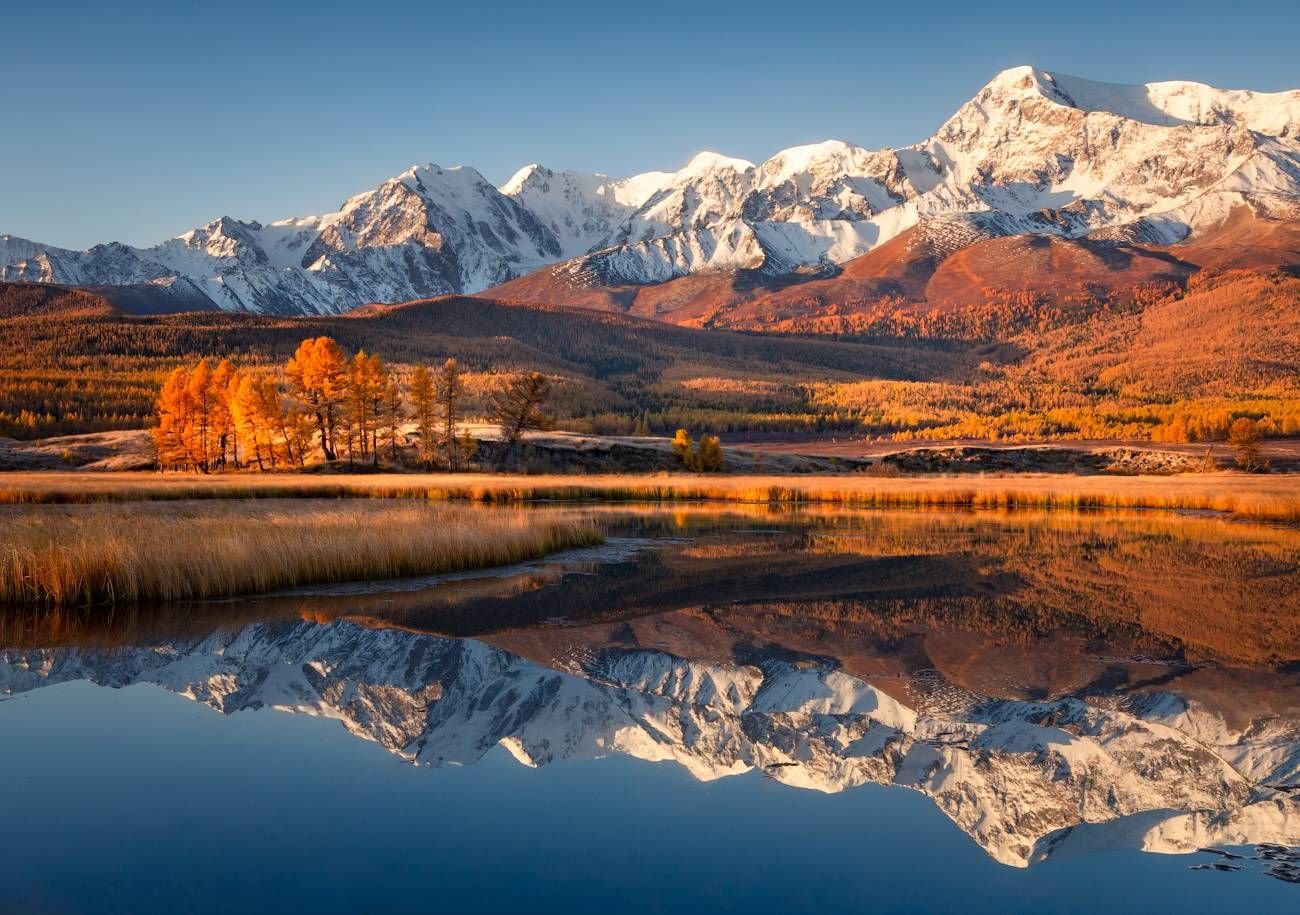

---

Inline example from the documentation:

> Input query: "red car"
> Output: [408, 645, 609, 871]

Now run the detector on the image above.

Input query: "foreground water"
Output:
[2, 506, 1298, 913]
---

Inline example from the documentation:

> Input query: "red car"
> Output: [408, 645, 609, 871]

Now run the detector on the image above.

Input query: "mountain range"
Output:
[3, 65, 1299, 320]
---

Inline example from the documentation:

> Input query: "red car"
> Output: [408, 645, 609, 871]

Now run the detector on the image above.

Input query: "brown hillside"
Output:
[1173, 207, 1300, 272]
[922, 235, 1193, 305]
[489, 226, 951, 327]
[1025, 271, 1300, 396]
[489, 262, 826, 326]
[486, 211, 1300, 332]
[0, 282, 118, 318]
[0, 291, 984, 439]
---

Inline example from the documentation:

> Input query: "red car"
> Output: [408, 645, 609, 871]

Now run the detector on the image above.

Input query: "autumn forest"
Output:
[2, 269, 1299, 456]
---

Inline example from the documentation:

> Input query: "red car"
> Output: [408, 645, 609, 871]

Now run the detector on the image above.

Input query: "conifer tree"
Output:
[153, 367, 193, 470]
[286, 337, 347, 461]
[435, 358, 466, 470]
[671, 428, 694, 468]
[367, 354, 390, 463]
[184, 359, 216, 472]
[381, 371, 405, 463]
[409, 364, 436, 467]
[256, 377, 297, 468]
[231, 374, 269, 471]
[490, 372, 551, 460]
[210, 359, 238, 469]
[696, 434, 725, 472]
[1229, 417, 1263, 472]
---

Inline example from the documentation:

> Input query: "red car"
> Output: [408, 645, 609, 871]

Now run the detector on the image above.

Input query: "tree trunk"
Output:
[315, 409, 335, 461]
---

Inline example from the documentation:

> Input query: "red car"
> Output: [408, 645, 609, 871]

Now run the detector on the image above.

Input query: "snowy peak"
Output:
[760, 139, 871, 182]
[500, 162, 547, 196]
[3, 65, 1299, 315]
[972, 65, 1300, 135]
[675, 150, 757, 179]
[497, 163, 670, 259]
[396, 162, 500, 200]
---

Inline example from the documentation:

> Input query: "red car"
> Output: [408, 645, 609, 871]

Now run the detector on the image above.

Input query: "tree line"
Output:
[9, 271, 1299, 448]
[154, 336, 552, 472]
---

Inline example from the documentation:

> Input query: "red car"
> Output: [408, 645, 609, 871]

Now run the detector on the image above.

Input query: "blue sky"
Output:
[4, 0, 1298, 248]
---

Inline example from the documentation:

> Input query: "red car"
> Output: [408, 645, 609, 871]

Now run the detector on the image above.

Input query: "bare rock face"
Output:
[3, 66, 1299, 314]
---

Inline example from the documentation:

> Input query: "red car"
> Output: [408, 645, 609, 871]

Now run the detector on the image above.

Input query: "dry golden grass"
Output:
[0, 470, 1297, 520]
[0, 500, 601, 607]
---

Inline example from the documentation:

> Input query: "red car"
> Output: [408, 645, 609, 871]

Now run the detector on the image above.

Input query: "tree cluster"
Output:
[10, 269, 1299, 449]
[154, 357, 313, 472]
[157, 338, 445, 471]
[153, 336, 555, 472]
[671, 428, 725, 472]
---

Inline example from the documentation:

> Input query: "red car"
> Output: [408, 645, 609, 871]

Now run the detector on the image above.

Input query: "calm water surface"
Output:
[2, 507, 1298, 913]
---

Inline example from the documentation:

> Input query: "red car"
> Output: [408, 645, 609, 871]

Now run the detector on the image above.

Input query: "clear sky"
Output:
[4, 0, 1298, 249]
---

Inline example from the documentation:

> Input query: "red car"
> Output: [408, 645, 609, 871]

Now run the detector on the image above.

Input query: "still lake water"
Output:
[2, 507, 1298, 913]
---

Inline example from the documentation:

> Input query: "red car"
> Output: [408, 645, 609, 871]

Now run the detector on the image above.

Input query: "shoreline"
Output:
[1, 470, 1297, 521]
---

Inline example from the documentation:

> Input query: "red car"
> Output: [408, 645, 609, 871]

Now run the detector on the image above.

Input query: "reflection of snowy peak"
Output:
[2, 619, 1296, 867]
[3, 66, 1298, 314]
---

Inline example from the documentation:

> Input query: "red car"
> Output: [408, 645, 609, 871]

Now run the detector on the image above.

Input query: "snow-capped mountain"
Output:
[2, 619, 1296, 867]
[0, 165, 569, 315]
[3, 66, 1299, 315]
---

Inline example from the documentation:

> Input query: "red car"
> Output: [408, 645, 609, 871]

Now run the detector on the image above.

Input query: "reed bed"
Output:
[0, 471, 1298, 521]
[0, 501, 602, 607]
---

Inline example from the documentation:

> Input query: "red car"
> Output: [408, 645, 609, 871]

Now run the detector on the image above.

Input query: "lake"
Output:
[2, 506, 1298, 913]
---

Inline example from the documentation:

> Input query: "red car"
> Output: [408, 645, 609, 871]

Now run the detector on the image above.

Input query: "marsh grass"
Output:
[0, 500, 602, 607]
[1, 471, 1298, 521]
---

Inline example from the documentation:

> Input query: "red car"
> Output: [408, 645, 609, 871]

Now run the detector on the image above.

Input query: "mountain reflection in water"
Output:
[2, 508, 1298, 886]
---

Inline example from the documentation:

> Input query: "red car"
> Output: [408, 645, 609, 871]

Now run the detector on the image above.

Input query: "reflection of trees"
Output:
[4, 509, 1297, 667]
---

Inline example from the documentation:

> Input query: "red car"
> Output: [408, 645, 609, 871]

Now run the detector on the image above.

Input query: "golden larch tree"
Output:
[409, 364, 436, 467]
[435, 358, 466, 470]
[153, 366, 193, 470]
[287, 337, 347, 461]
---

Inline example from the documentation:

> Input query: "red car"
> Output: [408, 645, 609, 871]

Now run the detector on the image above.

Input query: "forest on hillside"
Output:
[1, 271, 1297, 445]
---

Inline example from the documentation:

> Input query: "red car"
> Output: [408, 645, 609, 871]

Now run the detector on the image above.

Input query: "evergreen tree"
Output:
[381, 371, 405, 463]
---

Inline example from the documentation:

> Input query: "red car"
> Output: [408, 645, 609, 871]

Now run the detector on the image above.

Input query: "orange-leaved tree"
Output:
[210, 359, 237, 469]
[287, 337, 347, 461]
[380, 369, 405, 462]
[409, 364, 436, 467]
[1228, 417, 1264, 472]
[153, 366, 194, 470]
[410, 363, 436, 465]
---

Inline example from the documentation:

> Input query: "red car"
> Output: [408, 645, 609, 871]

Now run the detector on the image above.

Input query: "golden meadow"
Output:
[0, 500, 600, 607]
